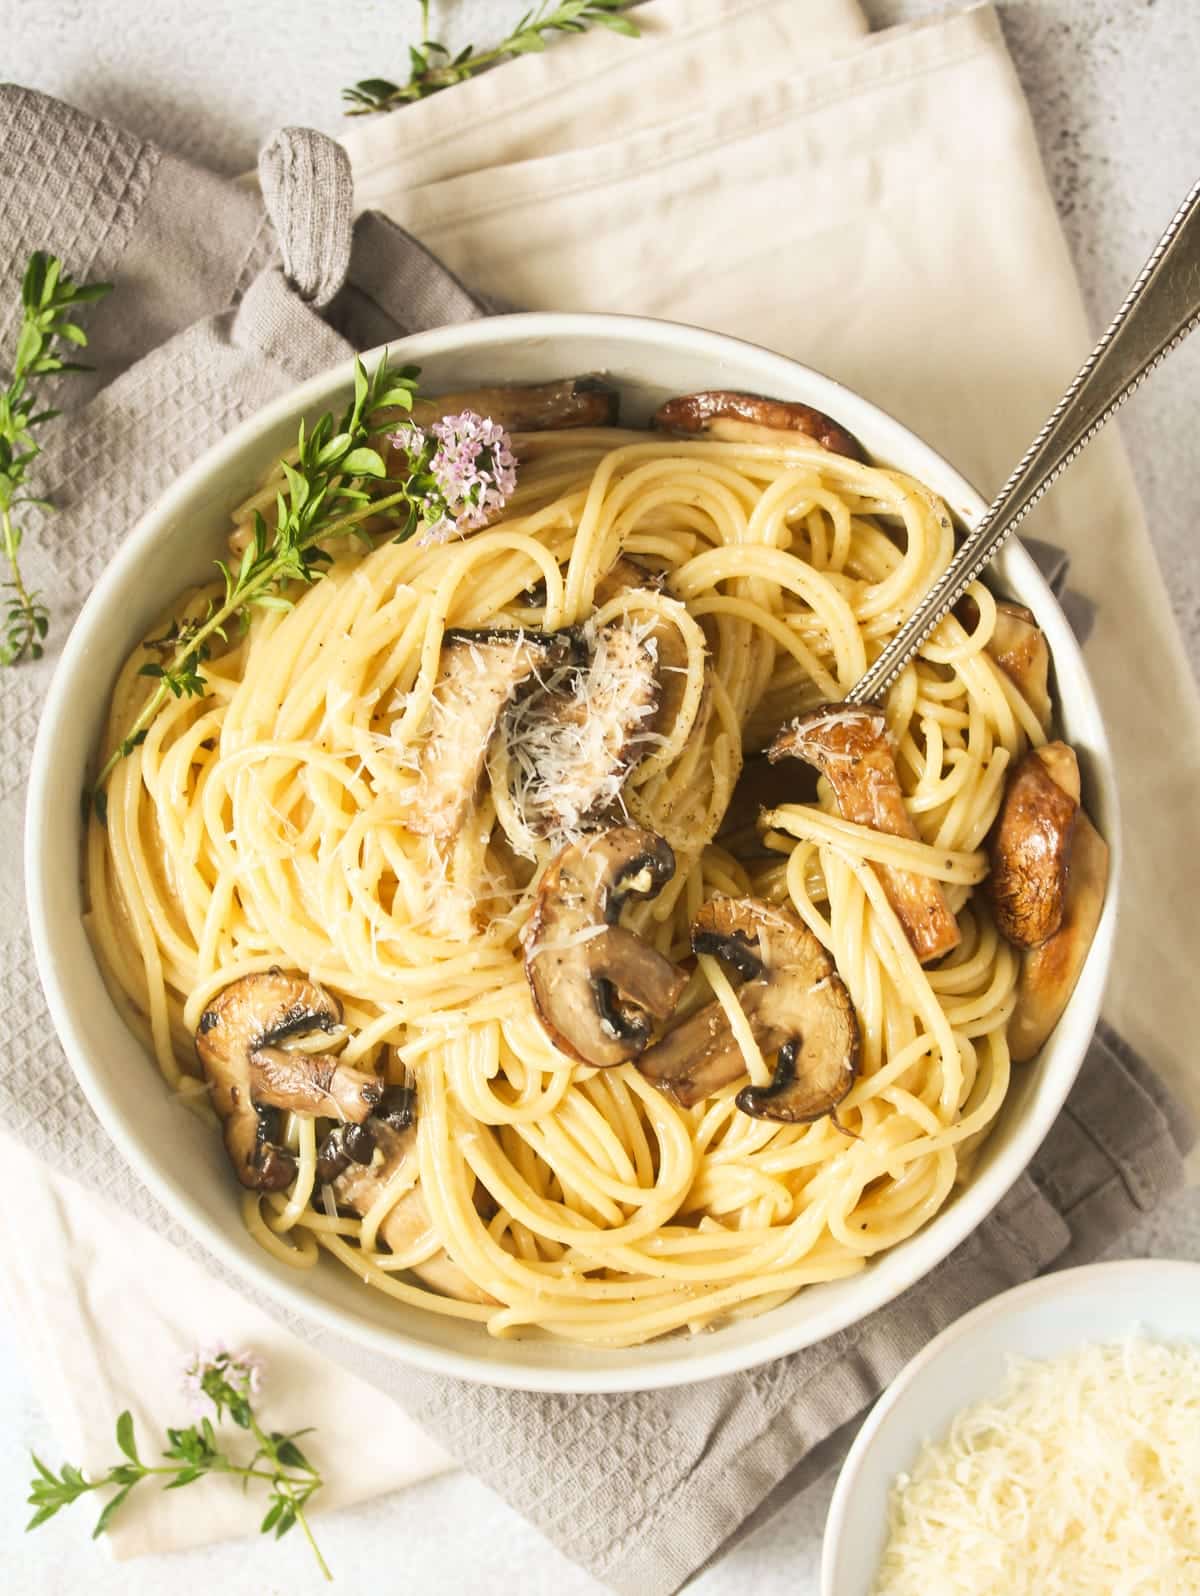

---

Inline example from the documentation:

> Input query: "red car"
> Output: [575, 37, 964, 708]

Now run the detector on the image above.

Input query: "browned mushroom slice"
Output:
[1008, 812, 1109, 1062]
[405, 376, 618, 434]
[524, 827, 688, 1067]
[196, 971, 381, 1192]
[331, 1118, 493, 1304]
[653, 390, 864, 461]
[769, 705, 962, 964]
[638, 897, 859, 1121]
[406, 628, 579, 842]
[989, 742, 1081, 950]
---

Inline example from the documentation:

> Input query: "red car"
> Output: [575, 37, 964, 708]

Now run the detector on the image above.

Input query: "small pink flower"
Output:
[429, 412, 518, 529]
[234, 1350, 265, 1397]
[387, 422, 426, 464]
[389, 411, 517, 542]
[181, 1343, 265, 1416]
[416, 515, 460, 548]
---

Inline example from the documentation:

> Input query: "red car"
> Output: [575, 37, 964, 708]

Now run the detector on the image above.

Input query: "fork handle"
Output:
[846, 176, 1200, 706]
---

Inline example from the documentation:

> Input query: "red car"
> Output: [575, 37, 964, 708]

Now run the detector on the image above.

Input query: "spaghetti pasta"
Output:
[86, 406, 1048, 1347]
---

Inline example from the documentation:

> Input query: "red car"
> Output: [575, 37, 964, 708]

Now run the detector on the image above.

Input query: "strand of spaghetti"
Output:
[763, 804, 988, 882]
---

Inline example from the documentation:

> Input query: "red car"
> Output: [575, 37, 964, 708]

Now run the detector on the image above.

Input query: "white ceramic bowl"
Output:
[822, 1259, 1200, 1594]
[26, 312, 1119, 1391]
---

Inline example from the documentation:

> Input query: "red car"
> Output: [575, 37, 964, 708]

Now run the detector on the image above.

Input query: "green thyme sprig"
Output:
[90, 354, 422, 818]
[343, 0, 639, 115]
[26, 1348, 331, 1580]
[1, 252, 111, 663]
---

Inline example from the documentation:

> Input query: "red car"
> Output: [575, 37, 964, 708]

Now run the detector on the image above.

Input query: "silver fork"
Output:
[846, 177, 1200, 707]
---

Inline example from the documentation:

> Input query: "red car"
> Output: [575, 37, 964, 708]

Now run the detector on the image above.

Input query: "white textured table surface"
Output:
[5, 2, 1200, 1592]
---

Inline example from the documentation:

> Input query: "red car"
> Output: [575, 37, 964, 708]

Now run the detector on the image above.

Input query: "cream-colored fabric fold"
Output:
[347, 0, 1200, 1163]
[343, 0, 869, 198]
[0, 1146, 452, 1558]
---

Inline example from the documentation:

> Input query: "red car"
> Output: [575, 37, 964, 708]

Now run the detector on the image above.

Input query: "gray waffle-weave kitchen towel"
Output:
[2, 86, 1193, 1596]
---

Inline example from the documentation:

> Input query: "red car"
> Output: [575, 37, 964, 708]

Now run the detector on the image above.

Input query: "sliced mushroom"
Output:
[638, 897, 859, 1120]
[502, 621, 661, 844]
[769, 705, 961, 963]
[524, 827, 688, 1067]
[196, 971, 381, 1191]
[331, 1118, 493, 1304]
[405, 376, 618, 434]
[989, 742, 1080, 949]
[548, 622, 660, 811]
[653, 390, 864, 461]
[405, 628, 579, 842]
[988, 603, 1053, 731]
[1009, 812, 1109, 1062]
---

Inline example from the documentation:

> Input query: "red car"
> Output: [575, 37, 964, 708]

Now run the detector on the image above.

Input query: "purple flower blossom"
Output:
[429, 412, 517, 529]
[388, 422, 426, 466]
[388, 410, 518, 545]
[181, 1343, 265, 1417]
[416, 515, 459, 548]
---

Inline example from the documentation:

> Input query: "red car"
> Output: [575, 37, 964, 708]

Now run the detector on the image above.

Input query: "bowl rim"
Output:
[25, 309, 1120, 1391]
[819, 1257, 1200, 1594]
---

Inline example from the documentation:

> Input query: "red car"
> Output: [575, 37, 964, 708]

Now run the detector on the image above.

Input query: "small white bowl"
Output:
[26, 312, 1120, 1391]
[822, 1259, 1200, 1595]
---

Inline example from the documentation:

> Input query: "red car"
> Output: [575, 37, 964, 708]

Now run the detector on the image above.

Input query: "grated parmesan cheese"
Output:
[872, 1336, 1200, 1595]
[501, 617, 664, 857]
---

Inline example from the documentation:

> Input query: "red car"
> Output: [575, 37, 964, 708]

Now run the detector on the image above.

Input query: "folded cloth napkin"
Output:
[4, 1, 1200, 1590]
[0, 1142, 455, 1556]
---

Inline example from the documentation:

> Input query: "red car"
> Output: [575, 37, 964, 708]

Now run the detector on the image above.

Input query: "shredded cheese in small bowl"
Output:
[821, 1261, 1200, 1596]
[874, 1338, 1200, 1595]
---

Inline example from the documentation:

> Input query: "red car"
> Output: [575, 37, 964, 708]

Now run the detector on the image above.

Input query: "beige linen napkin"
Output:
[3, 0, 1199, 1588]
